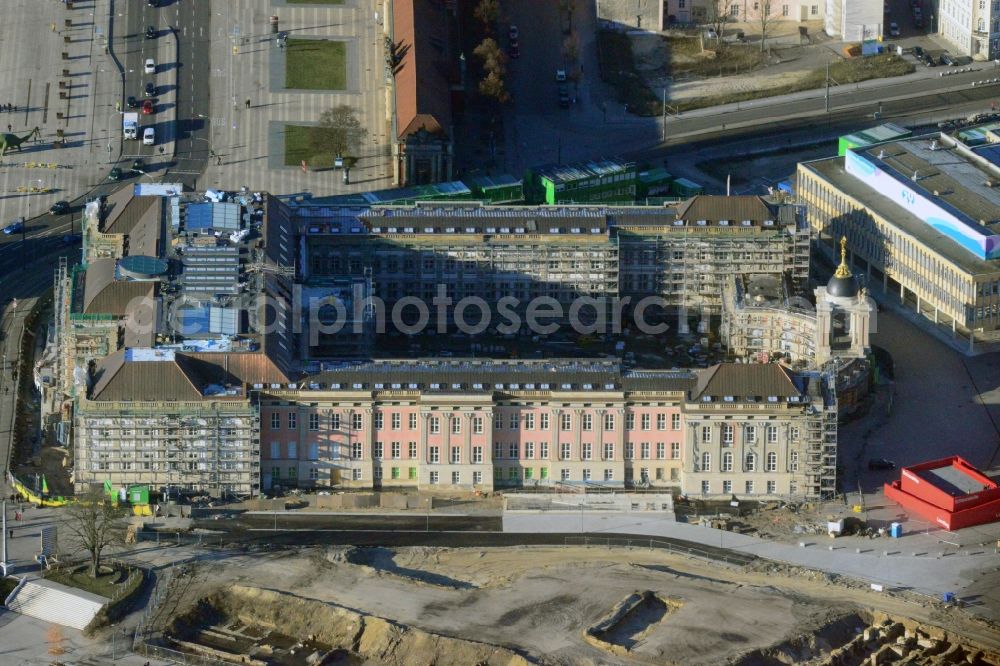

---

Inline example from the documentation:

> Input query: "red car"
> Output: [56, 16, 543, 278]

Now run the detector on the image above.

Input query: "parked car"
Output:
[555, 69, 567, 82]
[49, 200, 70, 215]
[868, 458, 896, 471]
[132, 159, 145, 172]
[923, 53, 936, 66]
[108, 167, 123, 181]
[888, 22, 900, 37]
[3, 218, 25, 235]
[914, 16, 923, 28]
[508, 40, 519, 58]
[558, 83, 570, 108]
[912, 45, 924, 58]
[141, 99, 154, 115]
[147, 0, 158, 7]
[142, 127, 155, 146]
[940, 52, 956, 66]
[145, 81, 156, 97]
[508, 24, 518, 40]
[144, 58, 156, 74]
[126, 95, 139, 109]
[145, 25, 157, 39]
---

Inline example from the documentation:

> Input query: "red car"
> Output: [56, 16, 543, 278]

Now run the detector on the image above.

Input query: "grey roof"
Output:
[90, 349, 205, 401]
[82, 258, 156, 315]
[674, 195, 778, 224]
[301, 359, 695, 393]
[691, 363, 801, 400]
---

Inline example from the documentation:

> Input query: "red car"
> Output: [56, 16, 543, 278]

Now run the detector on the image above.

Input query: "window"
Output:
[730, 3, 739, 16]
[579, 443, 590, 460]
[309, 467, 319, 480]
[540, 442, 549, 459]
[701, 426, 711, 443]
[494, 442, 503, 459]
[656, 414, 666, 430]
[391, 442, 401, 459]
[766, 425, 778, 443]
[409, 441, 417, 459]
[671, 413, 681, 430]
[701, 480, 710, 494]
[722, 424, 734, 445]
[671, 442, 680, 459]
[473, 446, 483, 463]
[745, 426, 757, 443]
[372, 466, 381, 480]
[372, 442, 383, 459]
[270, 413, 280, 429]
[308, 413, 319, 431]
[790, 451, 799, 472]
[767, 480, 776, 494]
[656, 442, 665, 459]
[604, 469, 614, 481]
[508, 468, 519, 481]
[270, 442, 280, 459]
[429, 446, 440, 463]
[810, 4, 817, 15]
[626, 413, 635, 430]
[561, 413, 572, 431]
[494, 414, 503, 430]
[409, 467, 417, 480]
[452, 471, 461, 485]
[722, 451, 734, 472]
[509, 443, 519, 459]
[271, 466, 280, 480]
[288, 413, 297, 429]
[510, 414, 519, 429]
[603, 442, 614, 460]
[409, 413, 418, 429]
[745, 480, 755, 494]
[722, 480, 732, 494]
[790, 426, 799, 440]
[540, 413, 549, 429]
[287, 442, 297, 459]
[561, 468, 570, 481]
[391, 413, 401, 430]
[522, 413, 534, 430]
[473, 417, 484, 434]
[641, 414, 651, 430]
[679, 0, 685, 7]
[391, 467, 400, 479]
[430, 417, 440, 434]
[430, 471, 440, 484]
[308, 442, 318, 460]
[582, 468, 592, 481]
[560, 442, 571, 460]
[781, 3, 788, 16]
[473, 470, 483, 485]
[352, 468, 362, 481]
[451, 447, 461, 464]
[525, 442, 535, 459]
[640, 442, 650, 459]
[745, 453, 757, 472]
[604, 413, 615, 430]
[625, 442, 634, 459]
[351, 413, 362, 430]
[451, 418, 461, 434]
[700, 452, 711, 472]
[582, 414, 593, 431]
[332, 413, 341, 430]
[766, 451, 777, 472]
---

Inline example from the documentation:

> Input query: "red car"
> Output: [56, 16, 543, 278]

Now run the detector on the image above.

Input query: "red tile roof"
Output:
[392, 0, 453, 140]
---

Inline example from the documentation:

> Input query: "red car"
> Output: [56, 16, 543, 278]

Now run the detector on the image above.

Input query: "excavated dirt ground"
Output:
[149, 545, 1000, 665]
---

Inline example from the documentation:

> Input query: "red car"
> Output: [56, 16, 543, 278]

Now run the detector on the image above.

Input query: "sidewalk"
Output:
[0, 0, 123, 223]
[200, 0, 394, 196]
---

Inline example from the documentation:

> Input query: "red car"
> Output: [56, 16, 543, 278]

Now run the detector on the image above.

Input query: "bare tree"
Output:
[316, 105, 369, 162]
[559, 0, 574, 33]
[758, 2, 778, 52]
[707, 0, 729, 42]
[474, 0, 500, 27]
[63, 488, 128, 579]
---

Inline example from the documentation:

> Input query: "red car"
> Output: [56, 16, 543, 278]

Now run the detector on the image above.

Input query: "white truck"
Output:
[123, 112, 138, 140]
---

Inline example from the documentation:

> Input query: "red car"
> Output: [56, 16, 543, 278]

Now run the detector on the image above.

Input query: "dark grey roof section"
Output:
[180, 245, 241, 294]
[300, 359, 695, 393]
[691, 363, 801, 400]
[674, 195, 778, 224]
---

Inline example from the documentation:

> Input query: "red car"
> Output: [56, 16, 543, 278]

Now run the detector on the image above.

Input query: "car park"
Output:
[143, 127, 155, 146]
[145, 81, 155, 97]
[49, 200, 70, 215]
[144, 58, 156, 74]
[3, 218, 25, 235]
[126, 95, 139, 109]
[142, 99, 154, 115]
[868, 458, 896, 471]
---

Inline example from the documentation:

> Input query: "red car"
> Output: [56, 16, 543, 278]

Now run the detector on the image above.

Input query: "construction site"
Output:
[131, 543, 1000, 665]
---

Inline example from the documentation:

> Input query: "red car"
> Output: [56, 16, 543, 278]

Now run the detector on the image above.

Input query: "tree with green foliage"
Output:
[474, 38, 510, 104]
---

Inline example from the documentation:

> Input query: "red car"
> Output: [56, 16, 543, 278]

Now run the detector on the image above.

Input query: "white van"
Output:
[143, 127, 155, 146]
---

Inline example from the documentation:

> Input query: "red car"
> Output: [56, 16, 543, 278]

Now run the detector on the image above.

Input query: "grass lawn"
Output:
[284, 124, 334, 169]
[46, 565, 124, 599]
[665, 37, 765, 78]
[285, 39, 347, 90]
